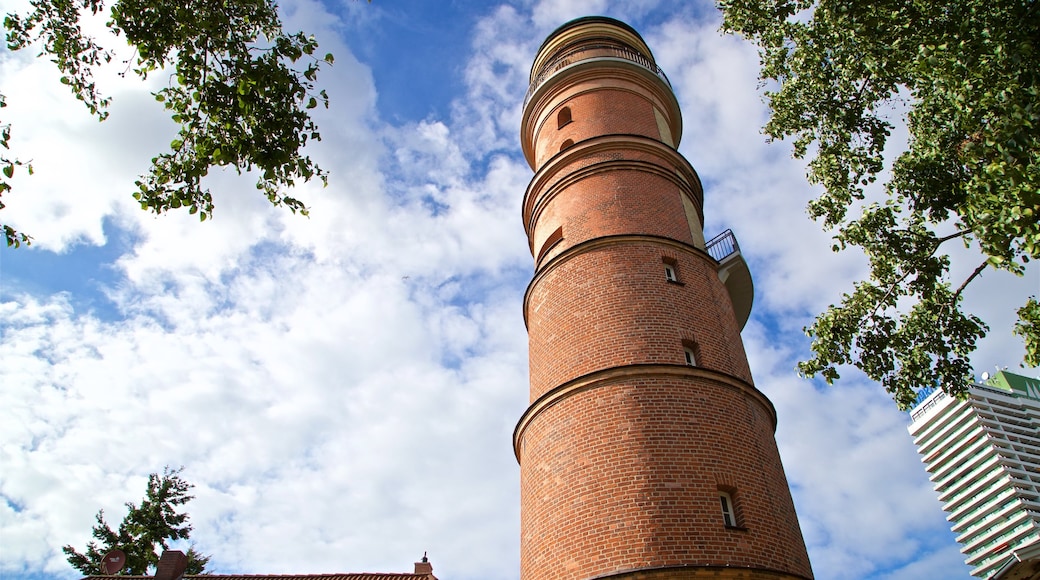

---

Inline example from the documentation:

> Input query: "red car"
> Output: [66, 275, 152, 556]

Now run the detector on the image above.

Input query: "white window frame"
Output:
[720, 492, 736, 527]
[684, 347, 696, 366]
[664, 264, 677, 282]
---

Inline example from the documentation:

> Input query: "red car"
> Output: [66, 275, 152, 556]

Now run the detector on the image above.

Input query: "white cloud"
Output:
[2, 2, 527, 578]
[1, 3, 1029, 580]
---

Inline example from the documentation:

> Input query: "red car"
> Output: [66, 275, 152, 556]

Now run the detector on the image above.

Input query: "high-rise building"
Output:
[909, 370, 1040, 578]
[514, 16, 813, 580]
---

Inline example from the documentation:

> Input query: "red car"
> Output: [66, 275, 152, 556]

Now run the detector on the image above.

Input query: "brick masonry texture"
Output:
[591, 566, 813, 579]
[523, 138, 703, 266]
[535, 86, 661, 167]
[526, 240, 753, 400]
[518, 377, 812, 580]
[523, 66, 681, 169]
[518, 17, 813, 580]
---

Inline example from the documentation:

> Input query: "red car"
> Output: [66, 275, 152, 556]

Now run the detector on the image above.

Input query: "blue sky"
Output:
[1, 1, 1037, 579]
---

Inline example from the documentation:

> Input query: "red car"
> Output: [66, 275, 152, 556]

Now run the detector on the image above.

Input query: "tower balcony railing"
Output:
[706, 229, 740, 263]
[524, 41, 672, 109]
[706, 229, 753, 331]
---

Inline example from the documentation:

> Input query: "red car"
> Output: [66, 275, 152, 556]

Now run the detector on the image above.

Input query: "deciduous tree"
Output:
[718, 0, 1039, 408]
[63, 467, 210, 575]
[2, 0, 355, 247]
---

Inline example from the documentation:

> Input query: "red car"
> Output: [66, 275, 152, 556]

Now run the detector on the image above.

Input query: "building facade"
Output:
[514, 17, 813, 580]
[909, 370, 1040, 578]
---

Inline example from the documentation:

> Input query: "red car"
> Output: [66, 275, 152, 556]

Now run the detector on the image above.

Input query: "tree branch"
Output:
[951, 259, 989, 305]
[864, 228, 971, 323]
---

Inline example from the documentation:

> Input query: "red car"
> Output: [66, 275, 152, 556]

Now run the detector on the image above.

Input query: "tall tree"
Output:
[718, 0, 1040, 408]
[63, 467, 210, 575]
[2, 0, 351, 247]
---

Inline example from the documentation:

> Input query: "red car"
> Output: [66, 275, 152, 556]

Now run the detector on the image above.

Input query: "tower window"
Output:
[662, 256, 680, 284]
[537, 226, 564, 263]
[560, 139, 574, 152]
[681, 339, 700, 367]
[720, 492, 736, 527]
[557, 106, 572, 129]
[684, 347, 696, 366]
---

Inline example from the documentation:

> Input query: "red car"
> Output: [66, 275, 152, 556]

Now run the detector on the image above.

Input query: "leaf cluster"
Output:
[62, 467, 210, 576]
[1, 95, 32, 247]
[719, 0, 1040, 407]
[3, 0, 338, 241]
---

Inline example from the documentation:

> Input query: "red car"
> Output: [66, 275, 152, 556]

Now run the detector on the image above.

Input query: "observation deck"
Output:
[524, 39, 672, 109]
[706, 229, 754, 331]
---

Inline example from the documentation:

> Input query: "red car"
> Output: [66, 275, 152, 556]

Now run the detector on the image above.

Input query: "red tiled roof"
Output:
[202, 576, 432, 580]
[84, 575, 435, 580]
[196, 576, 432, 580]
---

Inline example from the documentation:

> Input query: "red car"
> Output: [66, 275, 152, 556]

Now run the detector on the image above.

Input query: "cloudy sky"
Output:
[1, 1, 1037, 579]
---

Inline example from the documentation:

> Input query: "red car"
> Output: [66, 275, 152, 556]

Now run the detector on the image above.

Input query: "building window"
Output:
[557, 106, 572, 129]
[682, 339, 699, 367]
[720, 492, 736, 527]
[684, 347, 696, 366]
[537, 226, 564, 263]
[662, 256, 680, 284]
[560, 139, 574, 152]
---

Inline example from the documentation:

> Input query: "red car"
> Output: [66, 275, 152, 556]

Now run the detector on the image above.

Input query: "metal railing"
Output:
[911, 389, 950, 423]
[705, 229, 740, 262]
[524, 41, 672, 108]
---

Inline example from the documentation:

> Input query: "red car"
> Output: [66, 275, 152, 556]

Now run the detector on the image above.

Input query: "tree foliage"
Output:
[718, 0, 1040, 408]
[2, 0, 344, 247]
[62, 467, 210, 576]
[1, 94, 33, 248]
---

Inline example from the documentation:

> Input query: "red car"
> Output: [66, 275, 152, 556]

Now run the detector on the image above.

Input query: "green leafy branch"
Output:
[3, 0, 341, 242]
[720, 0, 1039, 407]
[1, 94, 33, 247]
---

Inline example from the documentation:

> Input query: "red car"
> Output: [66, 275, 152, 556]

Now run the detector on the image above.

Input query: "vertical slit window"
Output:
[662, 256, 680, 283]
[682, 339, 699, 367]
[720, 492, 736, 527]
[684, 347, 696, 366]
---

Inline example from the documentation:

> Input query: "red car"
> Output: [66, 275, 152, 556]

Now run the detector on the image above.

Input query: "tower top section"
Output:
[521, 16, 683, 168]
[528, 17, 657, 82]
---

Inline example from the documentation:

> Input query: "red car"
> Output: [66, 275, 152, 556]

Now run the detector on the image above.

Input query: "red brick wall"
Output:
[535, 87, 661, 167]
[518, 377, 812, 580]
[525, 140, 702, 266]
[526, 240, 753, 400]
[594, 566, 812, 579]
[518, 19, 813, 580]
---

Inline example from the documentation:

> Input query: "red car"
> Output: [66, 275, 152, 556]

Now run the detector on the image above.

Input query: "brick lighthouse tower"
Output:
[514, 17, 814, 580]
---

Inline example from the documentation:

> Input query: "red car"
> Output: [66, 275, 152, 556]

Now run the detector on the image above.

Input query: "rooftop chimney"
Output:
[413, 552, 433, 576]
[153, 551, 188, 580]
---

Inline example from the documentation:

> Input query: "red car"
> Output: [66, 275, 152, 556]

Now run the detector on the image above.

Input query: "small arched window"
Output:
[557, 106, 572, 129]
[560, 139, 574, 152]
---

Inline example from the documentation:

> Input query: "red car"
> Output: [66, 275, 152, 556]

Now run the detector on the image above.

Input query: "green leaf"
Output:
[720, 0, 1040, 407]
[2, 0, 344, 242]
